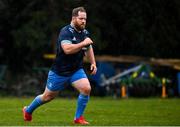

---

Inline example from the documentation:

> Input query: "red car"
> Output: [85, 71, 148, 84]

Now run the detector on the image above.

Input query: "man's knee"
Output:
[82, 85, 91, 95]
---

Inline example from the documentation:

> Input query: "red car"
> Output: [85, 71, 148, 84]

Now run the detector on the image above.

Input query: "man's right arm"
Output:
[61, 37, 93, 55]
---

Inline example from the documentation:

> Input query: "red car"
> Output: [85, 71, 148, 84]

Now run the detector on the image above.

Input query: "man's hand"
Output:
[90, 64, 97, 75]
[82, 37, 93, 46]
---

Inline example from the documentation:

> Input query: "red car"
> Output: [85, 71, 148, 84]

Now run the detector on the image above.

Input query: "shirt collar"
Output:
[70, 23, 82, 33]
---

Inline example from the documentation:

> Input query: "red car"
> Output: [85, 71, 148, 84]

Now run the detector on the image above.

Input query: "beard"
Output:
[74, 22, 86, 31]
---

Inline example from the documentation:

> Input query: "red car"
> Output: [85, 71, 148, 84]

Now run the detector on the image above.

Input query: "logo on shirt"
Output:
[48, 82, 53, 88]
[72, 37, 77, 41]
[69, 27, 74, 33]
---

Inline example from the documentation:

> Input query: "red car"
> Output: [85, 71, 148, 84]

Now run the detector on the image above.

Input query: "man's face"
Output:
[73, 11, 87, 31]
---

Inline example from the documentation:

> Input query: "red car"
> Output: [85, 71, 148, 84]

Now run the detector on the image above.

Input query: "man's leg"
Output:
[23, 70, 67, 121]
[25, 87, 59, 114]
[23, 87, 59, 121]
[71, 73, 91, 125]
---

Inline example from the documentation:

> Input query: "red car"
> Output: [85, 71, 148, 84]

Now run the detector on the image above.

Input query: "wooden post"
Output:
[121, 85, 126, 98]
[162, 78, 167, 98]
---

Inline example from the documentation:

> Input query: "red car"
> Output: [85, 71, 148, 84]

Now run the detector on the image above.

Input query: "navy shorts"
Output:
[46, 69, 87, 91]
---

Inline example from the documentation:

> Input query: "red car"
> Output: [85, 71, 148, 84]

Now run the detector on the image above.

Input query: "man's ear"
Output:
[72, 16, 76, 21]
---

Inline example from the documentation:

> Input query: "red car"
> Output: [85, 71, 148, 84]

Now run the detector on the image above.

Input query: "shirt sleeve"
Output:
[84, 29, 92, 49]
[84, 29, 90, 38]
[59, 28, 73, 45]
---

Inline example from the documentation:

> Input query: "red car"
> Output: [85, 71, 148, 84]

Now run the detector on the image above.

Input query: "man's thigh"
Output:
[70, 69, 91, 93]
[72, 78, 91, 93]
[46, 71, 69, 91]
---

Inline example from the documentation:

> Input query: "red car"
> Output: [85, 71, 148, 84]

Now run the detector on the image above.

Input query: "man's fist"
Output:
[82, 37, 93, 46]
[89, 64, 97, 75]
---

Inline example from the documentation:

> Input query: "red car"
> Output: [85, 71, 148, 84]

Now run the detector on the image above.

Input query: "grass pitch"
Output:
[0, 97, 179, 126]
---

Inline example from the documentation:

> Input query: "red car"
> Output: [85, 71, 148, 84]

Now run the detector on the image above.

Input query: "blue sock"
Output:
[75, 94, 89, 119]
[26, 95, 44, 114]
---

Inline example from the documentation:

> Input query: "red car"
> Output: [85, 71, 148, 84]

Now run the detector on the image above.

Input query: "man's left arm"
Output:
[85, 45, 97, 75]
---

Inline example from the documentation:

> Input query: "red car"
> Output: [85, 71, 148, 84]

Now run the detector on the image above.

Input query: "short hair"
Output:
[72, 7, 86, 17]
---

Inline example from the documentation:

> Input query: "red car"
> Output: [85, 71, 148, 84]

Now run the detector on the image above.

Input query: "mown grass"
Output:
[0, 97, 179, 126]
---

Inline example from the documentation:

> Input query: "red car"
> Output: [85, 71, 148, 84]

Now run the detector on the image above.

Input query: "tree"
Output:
[0, 0, 180, 73]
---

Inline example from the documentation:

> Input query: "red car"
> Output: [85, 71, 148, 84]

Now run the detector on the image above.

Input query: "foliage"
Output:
[0, 0, 180, 72]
